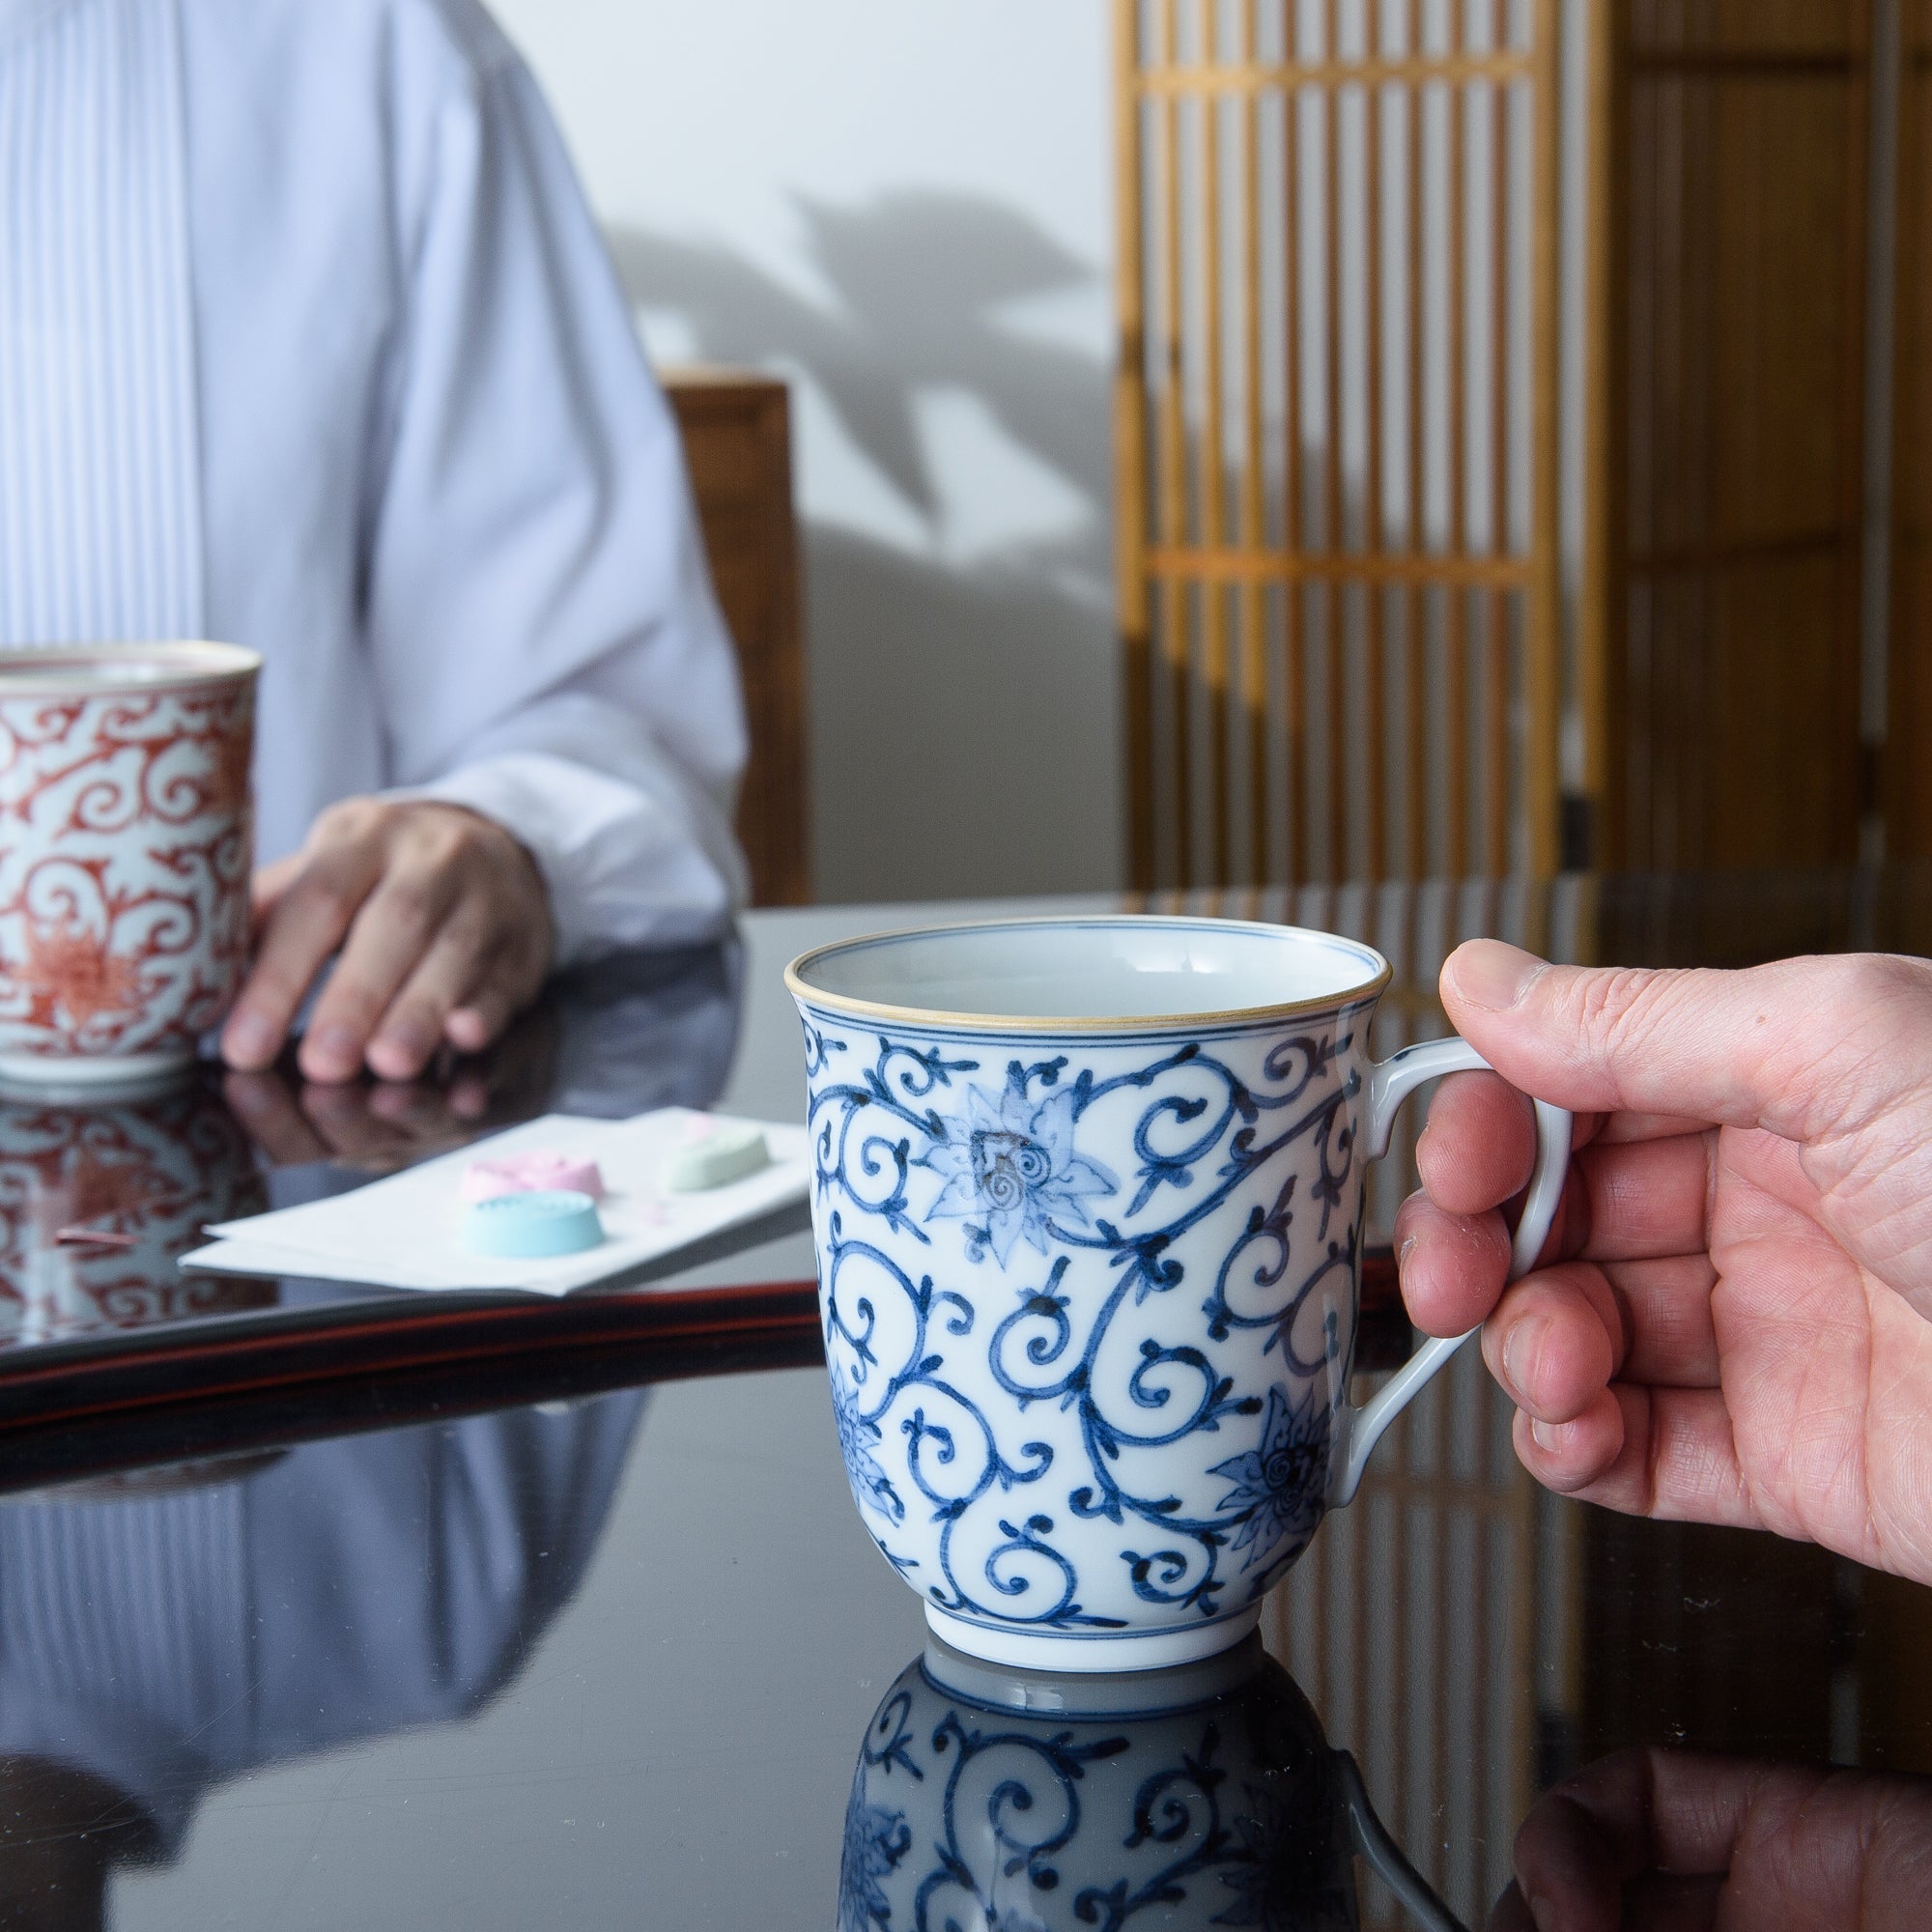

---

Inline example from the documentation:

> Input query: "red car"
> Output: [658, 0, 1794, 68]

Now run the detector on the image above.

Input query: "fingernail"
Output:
[1501, 1316, 1543, 1400]
[223, 1010, 276, 1066]
[305, 1024, 360, 1072]
[371, 1024, 427, 1071]
[1530, 1416, 1561, 1452]
[1448, 940, 1544, 1012]
[1398, 1236, 1416, 1270]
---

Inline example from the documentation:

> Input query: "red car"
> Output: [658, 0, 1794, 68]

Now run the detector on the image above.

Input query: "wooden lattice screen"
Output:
[1115, 0, 1563, 894]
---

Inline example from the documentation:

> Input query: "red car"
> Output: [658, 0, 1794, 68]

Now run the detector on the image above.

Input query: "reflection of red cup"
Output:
[0, 1082, 271, 1347]
[0, 642, 260, 1086]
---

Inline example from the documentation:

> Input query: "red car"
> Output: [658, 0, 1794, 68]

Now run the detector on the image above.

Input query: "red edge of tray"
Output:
[0, 1246, 1400, 1436]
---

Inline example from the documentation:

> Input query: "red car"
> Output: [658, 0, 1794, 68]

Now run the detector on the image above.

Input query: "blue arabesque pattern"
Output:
[800, 1002, 1374, 1642]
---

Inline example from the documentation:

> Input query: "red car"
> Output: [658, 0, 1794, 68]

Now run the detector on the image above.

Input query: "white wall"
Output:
[489, 0, 1125, 905]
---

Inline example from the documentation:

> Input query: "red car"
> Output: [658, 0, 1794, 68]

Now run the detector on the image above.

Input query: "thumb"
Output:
[1438, 941, 1932, 1141]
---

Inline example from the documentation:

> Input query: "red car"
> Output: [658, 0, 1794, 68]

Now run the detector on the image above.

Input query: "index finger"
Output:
[222, 849, 383, 1070]
[1420, 1073, 1715, 1263]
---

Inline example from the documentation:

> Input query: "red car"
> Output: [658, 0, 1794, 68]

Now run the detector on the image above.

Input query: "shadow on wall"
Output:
[608, 192, 1122, 904]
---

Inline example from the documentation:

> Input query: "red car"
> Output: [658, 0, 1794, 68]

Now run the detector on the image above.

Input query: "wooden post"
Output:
[1115, 0, 1155, 893]
[1528, 0, 1563, 877]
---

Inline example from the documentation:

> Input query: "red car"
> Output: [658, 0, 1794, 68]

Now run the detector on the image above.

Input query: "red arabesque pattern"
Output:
[0, 1082, 270, 1344]
[0, 679, 255, 1062]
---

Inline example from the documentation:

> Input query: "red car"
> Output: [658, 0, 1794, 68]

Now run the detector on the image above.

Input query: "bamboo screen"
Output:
[1115, 0, 1563, 895]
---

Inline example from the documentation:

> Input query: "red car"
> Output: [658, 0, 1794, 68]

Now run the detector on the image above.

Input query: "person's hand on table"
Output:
[221, 988, 562, 1174]
[1395, 942, 1932, 1584]
[1490, 1746, 1932, 1931]
[219, 798, 554, 1085]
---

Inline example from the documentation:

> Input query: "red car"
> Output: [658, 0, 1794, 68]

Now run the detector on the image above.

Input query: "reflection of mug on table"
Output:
[0, 1080, 269, 1345]
[0, 642, 260, 1085]
[842, 1636, 1462, 1932]
[790, 918, 1570, 1672]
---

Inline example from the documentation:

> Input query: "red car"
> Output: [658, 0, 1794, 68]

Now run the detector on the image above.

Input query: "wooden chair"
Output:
[662, 368, 810, 906]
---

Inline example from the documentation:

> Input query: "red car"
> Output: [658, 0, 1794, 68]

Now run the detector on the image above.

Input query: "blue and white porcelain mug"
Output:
[787, 916, 1569, 1672]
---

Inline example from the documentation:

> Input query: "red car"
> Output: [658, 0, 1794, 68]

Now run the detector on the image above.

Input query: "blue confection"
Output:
[462, 1189, 604, 1260]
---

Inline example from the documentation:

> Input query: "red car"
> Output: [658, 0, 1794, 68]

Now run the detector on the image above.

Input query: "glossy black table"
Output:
[3, 869, 1931, 1930]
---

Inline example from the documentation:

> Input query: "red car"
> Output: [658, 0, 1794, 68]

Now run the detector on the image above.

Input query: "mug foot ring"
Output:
[923, 1603, 1264, 1674]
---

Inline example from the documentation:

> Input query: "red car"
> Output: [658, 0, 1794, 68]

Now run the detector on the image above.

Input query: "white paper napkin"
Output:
[180, 1109, 811, 1295]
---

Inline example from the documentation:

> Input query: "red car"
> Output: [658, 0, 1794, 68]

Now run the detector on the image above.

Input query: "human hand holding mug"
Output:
[1397, 942, 1932, 1584]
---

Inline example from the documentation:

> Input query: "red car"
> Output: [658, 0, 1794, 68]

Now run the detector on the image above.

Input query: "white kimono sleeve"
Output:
[361, 49, 748, 965]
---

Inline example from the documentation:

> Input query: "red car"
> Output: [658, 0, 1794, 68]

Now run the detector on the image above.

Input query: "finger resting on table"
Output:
[298, 866, 461, 1082]
[443, 939, 548, 1055]
[363, 911, 498, 1082]
[222, 848, 382, 1071]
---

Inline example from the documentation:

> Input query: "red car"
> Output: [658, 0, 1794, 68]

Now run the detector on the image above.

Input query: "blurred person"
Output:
[1398, 943, 1932, 1585]
[0, 1392, 643, 1930]
[1492, 1745, 1932, 1931]
[0, 0, 746, 1086]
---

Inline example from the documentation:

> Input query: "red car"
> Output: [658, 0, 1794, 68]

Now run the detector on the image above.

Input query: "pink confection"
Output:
[460, 1151, 606, 1205]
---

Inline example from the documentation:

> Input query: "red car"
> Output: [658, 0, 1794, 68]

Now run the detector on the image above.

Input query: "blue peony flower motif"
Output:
[1212, 1779, 1351, 1930]
[1208, 1384, 1329, 1570]
[838, 1787, 912, 1932]
[833, 1373, 905, 1524]
[921, 1083, 1118, 1267]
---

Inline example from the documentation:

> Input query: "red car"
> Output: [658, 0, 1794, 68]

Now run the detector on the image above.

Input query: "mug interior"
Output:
[788, 916, 1388, 1029]
[0, 641, 261, 695]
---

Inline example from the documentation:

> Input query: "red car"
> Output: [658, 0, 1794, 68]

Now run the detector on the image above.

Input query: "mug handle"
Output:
[1326, 1037, 1572, 1509]
[1334, 1751, 1469, 1932]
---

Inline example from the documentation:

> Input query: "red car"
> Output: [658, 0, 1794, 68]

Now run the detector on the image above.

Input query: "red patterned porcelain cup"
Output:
[0, 642, 261, 1086]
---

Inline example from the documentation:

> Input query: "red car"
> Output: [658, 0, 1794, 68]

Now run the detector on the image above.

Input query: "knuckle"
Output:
[377, 873, 440, 931]
[312, 796, 388, 848]
[413, 820, 471, 870]
[299, 874, 364, 930]
[1833, 952, 1929, 1015]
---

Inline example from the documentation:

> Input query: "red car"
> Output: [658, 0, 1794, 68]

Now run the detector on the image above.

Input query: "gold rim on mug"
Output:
[0, 640, 263, 696]
[784, 913, 1396, 1037]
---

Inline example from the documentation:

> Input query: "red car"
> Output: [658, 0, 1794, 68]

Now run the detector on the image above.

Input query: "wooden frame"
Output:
[1594, 1, 1873, 872]
[1887, 0, 1932, 858]
[1115, 0, 1565, 893]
